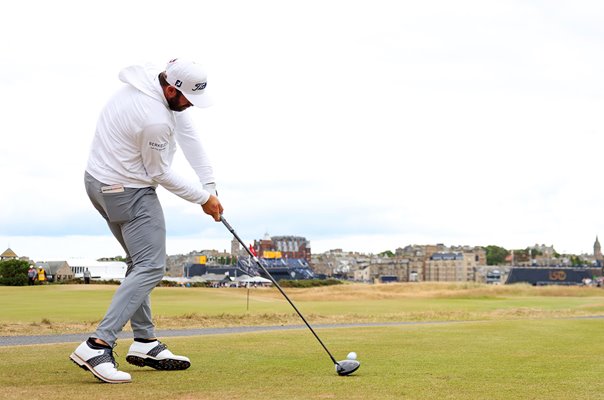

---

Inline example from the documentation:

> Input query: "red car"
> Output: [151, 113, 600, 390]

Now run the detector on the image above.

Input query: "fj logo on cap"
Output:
[174, 80, 183, 88]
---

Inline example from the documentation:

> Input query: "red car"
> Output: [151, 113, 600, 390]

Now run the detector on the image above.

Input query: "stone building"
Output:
[312, 249, 378, 278]
[253, 234, 311, 263]
[315, 244, 486, 282]
[354, 258, 408, 283]
[424, 252, 478, 282]
[595, 236, 603, 268]
[35, 261, 74, 282]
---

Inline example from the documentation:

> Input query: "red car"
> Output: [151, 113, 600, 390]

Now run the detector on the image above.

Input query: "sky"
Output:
[2, 0, 604, 261]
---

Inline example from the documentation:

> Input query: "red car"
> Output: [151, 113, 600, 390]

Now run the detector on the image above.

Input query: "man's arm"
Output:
[173, 114, 223, 220]
[140, 123, 211, 205]
[174, 112, 216, 190]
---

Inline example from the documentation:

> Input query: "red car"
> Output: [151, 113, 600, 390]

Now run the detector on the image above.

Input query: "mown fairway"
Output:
[1, 283, 604, 399]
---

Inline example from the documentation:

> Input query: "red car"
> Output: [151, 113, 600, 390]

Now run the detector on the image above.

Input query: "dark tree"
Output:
[0, 259, 29, 286]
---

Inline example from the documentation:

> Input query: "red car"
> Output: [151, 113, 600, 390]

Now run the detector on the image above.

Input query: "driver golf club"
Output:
[221, 216, 360, 376]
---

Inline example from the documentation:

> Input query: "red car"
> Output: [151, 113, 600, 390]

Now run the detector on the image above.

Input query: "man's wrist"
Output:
[202, 182, 217, 196]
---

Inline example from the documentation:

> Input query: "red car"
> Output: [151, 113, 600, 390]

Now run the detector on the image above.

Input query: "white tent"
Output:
[236, 275, 272, 285]
[162, 276, 191, 285]
[56, 258, 127, 281]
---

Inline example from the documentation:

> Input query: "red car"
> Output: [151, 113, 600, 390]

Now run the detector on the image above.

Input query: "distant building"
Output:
[35, 261, 74, 282]
[315, 245, 486, 282]
[0, 248, 33, 264]
[312, 249, 378, 278]
[354, 258, 420, 283]
[0, 248, 18, 261]
[39, 259, 127, 281]
[527, 244, 557, 266]
[595, 236, 603, 268]
[253, 234, 311, 263]
[424, 252, 478, 282]
[231, 238, 240, 257]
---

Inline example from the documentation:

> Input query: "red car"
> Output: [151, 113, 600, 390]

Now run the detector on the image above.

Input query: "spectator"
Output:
[27, 266, 37, 285]
[83, 268, 92, 284]
[37, 268, 47, 284]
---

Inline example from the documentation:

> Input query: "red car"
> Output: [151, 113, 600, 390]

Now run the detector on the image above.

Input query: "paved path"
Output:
[0, 321, 451, 347]
[4, 317, 602, 347]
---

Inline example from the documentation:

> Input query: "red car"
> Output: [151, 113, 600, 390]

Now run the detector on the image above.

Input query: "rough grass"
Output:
[2, 282, 604, 336]
[279, 282, 604, 300]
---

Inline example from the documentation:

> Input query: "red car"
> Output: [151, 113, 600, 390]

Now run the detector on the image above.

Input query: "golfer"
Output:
[70, 58, 223, 383]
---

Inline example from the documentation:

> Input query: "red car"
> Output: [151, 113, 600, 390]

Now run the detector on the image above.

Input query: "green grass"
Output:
[3, 284, 604, 335]
[0, 285, 292, 321]
[3, 283, 604, 399]
[1, 319, 604, 399]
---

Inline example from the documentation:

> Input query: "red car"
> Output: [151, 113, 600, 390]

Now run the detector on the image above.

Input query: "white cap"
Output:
[165, 58, 212, 108]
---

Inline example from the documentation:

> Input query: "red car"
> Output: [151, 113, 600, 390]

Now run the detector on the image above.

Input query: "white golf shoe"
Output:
[126, 340, 191, 370]
[70, 340, 132, 383]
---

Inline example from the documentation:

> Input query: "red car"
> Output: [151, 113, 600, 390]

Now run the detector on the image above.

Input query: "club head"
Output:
[335, 359, 360, 376]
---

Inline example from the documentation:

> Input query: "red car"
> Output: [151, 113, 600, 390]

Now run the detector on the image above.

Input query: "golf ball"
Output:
[347, 352, 357, 360]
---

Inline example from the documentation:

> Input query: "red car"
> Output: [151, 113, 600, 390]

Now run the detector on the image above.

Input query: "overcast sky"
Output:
[2, 1, 604, 261]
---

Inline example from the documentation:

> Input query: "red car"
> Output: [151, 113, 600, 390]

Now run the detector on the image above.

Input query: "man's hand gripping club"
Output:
[202, 194, 223, 221]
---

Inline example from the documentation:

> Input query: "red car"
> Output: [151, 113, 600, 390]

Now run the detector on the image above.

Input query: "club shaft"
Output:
[221, 217, 339, 365]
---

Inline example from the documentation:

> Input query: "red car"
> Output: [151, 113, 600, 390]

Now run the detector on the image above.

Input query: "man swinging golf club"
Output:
[70, 58, 223, 383]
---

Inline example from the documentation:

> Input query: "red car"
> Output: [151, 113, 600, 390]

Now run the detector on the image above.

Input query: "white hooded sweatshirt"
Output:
[86, 64, 215, 204]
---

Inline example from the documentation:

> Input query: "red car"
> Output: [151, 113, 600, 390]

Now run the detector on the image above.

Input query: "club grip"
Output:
[220, 215, 234, 232]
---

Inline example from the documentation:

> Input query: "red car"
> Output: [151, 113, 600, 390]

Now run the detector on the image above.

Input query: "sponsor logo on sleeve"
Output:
[148, 141, 168, 151]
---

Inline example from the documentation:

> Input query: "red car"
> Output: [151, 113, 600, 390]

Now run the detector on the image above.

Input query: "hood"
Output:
[118, 64, 167, 106]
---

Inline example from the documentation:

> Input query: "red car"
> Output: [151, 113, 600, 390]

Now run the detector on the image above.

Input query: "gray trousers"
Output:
[84, 172, 166, 346]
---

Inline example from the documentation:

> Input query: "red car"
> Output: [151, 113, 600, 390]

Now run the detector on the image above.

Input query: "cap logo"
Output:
[193, 82, 207, 91]
[174, 80, 183, 88]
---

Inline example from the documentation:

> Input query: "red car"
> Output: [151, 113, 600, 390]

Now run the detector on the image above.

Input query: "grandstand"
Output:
[183, 256, 315, 281]
[505, 267, 597, 285]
